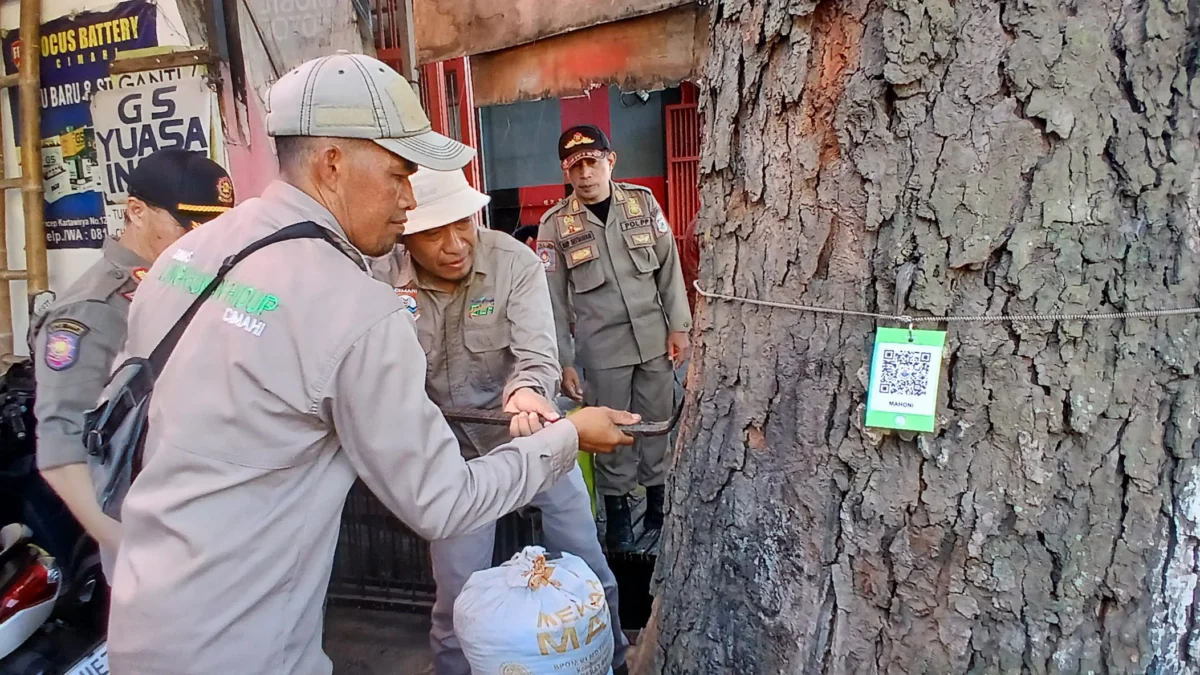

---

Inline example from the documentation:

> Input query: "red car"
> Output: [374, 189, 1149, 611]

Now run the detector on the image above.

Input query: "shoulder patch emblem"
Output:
[123, 266, 149, 301]
[655, 212, 672, 235]
[537, 240, 557, 272]
[570, 198, 581, 212]
[43, 318, 89, 371]
[624, 197, 644, 218]
[395, 287, 420, 320]
[558, 213, 583, 237]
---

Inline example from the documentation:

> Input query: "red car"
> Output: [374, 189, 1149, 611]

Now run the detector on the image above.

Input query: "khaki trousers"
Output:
[584, 355, 674, 496]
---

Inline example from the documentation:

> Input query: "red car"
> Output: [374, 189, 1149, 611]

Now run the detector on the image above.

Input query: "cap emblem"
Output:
[564, 132, 595, 150]
[216, 176, 235, 206]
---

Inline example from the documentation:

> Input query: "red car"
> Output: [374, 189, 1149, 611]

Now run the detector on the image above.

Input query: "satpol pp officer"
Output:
[537, 125, 692, 551]
[31, 149, 233, 567]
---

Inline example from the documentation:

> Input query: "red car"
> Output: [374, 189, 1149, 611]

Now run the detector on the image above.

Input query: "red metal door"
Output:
[440, 58, 483, 192]
[665, 82, 699, 238]
[666, 82, 701, 309]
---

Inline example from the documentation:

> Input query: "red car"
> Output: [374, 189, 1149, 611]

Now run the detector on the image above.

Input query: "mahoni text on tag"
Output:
[865, 327, 946, 433]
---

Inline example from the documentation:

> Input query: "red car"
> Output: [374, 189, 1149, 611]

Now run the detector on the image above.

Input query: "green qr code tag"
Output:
[865, 327, 947, 433]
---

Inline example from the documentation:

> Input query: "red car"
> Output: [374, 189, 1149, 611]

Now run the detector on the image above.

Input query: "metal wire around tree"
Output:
[692, 281, 1200, 325]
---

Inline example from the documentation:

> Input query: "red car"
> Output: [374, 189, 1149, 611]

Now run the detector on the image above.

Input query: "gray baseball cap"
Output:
[266, 51, 475, 171]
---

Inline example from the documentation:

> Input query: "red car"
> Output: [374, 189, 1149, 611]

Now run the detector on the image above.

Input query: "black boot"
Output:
[644, 484, 665, 531]
[604, 495, 635, 552]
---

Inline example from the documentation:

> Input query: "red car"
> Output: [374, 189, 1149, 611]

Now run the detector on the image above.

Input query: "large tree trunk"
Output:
[641, 0, 1200, 673]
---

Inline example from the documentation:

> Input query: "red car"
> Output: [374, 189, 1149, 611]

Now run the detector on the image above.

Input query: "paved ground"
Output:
[323, 607, 434, 674]
[320, 375, 681, 673]
[323, 606, 642, 674]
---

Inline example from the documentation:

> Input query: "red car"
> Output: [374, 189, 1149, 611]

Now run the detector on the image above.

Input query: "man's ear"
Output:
[125, 197, 146, 225]
[313, 141, 345, 187]
[607, 152, 618, 170]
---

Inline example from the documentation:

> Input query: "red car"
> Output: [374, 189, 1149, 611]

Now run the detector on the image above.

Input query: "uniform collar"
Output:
[565, 183, 624, 212]
[577, 182, 624, 228]
[261, 181, 369, 271]
[102, 237, 150, 270]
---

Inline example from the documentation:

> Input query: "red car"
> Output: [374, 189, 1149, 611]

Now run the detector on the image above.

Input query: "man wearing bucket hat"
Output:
[104, 52, 639, 675]
[372, 168, 630, 675]
[538, 125, 692, 551]
[31, 148, 233, 573]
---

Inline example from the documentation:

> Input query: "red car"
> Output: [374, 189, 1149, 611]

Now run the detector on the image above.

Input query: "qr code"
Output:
[878, 348, 933, 396]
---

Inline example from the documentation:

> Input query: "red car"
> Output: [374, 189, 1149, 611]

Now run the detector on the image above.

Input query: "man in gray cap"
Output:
[105, 52, 638, 675]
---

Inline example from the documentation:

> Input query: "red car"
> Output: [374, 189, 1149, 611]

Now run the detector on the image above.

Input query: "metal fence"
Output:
[327, 480, 544, 612]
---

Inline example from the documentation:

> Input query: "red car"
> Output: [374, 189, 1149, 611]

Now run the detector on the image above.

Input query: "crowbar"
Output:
[440, 398, 684, 438]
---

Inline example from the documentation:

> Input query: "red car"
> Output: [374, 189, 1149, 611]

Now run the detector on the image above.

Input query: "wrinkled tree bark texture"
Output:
[642, 0, 1200, 673]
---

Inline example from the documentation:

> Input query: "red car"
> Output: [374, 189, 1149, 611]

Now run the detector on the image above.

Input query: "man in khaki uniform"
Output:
[105, 53, 637, 675]
[372, 168, 630, 675]
[31, 149, 234, 570]
[538, 125, 692, 551]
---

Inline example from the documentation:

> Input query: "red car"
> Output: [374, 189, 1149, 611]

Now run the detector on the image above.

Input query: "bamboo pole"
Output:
[0, 0, 45, 360]
[18, 0, 44, 297]
[0, 139, 12, 358]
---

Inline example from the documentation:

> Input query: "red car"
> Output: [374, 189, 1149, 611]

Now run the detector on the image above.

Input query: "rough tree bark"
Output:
[639, 0, 1200, 673]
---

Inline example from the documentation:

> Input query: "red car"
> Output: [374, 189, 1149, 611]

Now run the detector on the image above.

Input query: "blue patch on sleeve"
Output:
[43, 318, 89, 371]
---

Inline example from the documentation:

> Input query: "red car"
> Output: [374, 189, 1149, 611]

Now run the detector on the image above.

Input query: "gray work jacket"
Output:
[106, 180, 580, 675]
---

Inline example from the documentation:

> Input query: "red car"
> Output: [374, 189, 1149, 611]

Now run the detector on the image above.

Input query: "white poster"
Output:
[91, 76, 213, 237]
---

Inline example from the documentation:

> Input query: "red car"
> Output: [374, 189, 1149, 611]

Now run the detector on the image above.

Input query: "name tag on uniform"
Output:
[560, 230, 595, 250]
[621, 218, 652, 232]
[568, 245, 597, 266]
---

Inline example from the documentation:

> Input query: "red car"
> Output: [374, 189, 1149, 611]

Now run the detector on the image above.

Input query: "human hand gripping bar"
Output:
[439, 398, 684, 438]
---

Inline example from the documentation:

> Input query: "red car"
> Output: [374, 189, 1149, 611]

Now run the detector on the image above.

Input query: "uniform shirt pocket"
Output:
[568, 259, 605, 293]
[464, 328, 513, 392]
[623, 230, 661, 275]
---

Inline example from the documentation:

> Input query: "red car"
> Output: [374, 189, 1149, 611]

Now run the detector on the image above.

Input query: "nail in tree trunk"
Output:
[641, 0, 1200, 672]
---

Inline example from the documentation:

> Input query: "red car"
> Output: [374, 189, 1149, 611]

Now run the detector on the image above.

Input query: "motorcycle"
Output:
[0, 360, 108, 675]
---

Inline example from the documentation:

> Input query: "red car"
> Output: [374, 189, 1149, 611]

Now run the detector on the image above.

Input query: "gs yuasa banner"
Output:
[0, 0, 157, 249]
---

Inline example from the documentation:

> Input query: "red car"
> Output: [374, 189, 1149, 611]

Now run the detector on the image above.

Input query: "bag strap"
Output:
[147, 221, 335, 373]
